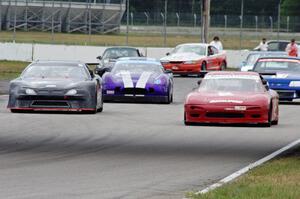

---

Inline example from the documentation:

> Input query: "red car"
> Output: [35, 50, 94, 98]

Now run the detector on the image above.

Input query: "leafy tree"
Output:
[281, 0, 300, 16]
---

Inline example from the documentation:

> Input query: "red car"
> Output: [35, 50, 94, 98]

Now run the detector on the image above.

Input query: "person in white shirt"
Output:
[210, 36, 223, 52]
[254, 38, 268, 51]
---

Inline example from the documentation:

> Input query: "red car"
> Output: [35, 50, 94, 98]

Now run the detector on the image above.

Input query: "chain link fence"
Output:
[0, 0, 299, 49]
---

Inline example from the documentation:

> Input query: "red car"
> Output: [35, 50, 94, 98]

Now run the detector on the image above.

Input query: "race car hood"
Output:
[12, 78, 85, 89]
[161, 52, 205, 62]
[263, 72, 300, 81]
[105, 71, 166, 88]
[263, 72, 300, 88]
[186, 91, 269, 106]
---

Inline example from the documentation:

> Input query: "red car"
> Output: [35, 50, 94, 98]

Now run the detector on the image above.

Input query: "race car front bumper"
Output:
[162, 63, 201, 74]
[185, 104, 269, 124]
[7, 93, 96, 112]
[104, 94, 168, 103]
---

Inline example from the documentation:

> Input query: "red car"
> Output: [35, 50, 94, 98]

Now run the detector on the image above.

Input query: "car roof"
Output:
[31, 60, 86, 67]
[257, 56, 300, 62]
[176, 43, 208, 47]
[248, 51, 287, 55]
[118, 57, 158, 62]
[104, 46, 138, 50]
[206, 71, 259, 77]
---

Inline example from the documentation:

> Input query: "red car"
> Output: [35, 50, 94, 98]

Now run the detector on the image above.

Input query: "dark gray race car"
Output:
[7, 60, 103, 113]
[95, 47, 143, 76]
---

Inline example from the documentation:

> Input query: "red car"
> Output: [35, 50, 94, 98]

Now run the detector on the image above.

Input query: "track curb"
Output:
[189, 138, 300, 197]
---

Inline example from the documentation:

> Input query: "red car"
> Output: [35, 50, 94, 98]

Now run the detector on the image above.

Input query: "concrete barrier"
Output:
[0, 42, 249, 68]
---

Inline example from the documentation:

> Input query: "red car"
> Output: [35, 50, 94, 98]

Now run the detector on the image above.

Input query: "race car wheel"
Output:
[184, 112, 192, 125]
[272, 120, 279, 125]
[165, 89, 172, 104]
[201, 62, 207, 71]
[262, 106, 272, 127]
[97, 94, 103, 112]
[220, 61, 227, 70]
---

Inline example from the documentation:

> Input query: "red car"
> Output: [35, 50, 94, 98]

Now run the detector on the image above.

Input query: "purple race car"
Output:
[102, 58, 173, 103]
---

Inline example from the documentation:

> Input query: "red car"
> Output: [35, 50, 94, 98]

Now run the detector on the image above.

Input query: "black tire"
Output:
[272, 120, 279, 125]
[184, 112, 191, 125]
[262, 106, 272, 127]
[164, 90, 172, 104]
[220, 61, 227, 70]
[201, 62, 207, 71]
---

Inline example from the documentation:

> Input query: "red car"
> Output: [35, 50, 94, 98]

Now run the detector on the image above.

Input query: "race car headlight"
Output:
[65, 89, 77, 95]
[25, 88, 37, 95]
[289, 81, 300, 87]
[184, 60, 197, 64]
[154, 79, 162, 84]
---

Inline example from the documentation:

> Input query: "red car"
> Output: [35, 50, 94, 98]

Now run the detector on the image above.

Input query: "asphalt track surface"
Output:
[0, 77, 299, 199]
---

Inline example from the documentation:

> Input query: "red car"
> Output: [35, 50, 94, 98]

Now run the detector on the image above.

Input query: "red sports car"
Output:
[184, 71, 279, 127]
[160, 43, 227, 75]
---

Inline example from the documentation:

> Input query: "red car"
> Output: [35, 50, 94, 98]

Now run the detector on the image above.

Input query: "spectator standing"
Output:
[210, 36, 223, 52]
[254, 38, 268, 51]
[286, 39, 298, 57]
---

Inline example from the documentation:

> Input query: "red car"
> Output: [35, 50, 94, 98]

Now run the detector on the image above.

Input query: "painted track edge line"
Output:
[192, 138, 300, 196]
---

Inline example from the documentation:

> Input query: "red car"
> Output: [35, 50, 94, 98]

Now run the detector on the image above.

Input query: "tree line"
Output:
[129, 0, 300, 16]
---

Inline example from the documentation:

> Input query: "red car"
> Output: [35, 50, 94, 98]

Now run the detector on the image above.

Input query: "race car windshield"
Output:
[199, 77, 264, 92]
[22, 65, 89, 80]
[172, 45, 206, 56]
[254, 60, 300, 73]
[112, 63, 163, 74]
[103, 48, 139, 60]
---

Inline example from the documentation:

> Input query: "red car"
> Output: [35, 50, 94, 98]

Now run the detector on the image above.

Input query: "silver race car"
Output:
[7, 60, 103, 113]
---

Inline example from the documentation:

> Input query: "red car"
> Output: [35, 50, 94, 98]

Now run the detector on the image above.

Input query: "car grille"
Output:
[276, 90, 296, 98]
[206, 112, 245, 118]
[37, 90, 65, 95]
[169, 61, 183, 64]
[31, 101, 70, 108]
[123, 88, 148, 95]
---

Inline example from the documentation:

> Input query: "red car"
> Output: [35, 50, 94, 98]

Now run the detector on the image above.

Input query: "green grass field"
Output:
[187, 147, 300, 199]
[0, 30, 263, 49]
[0, 61, 29, 80]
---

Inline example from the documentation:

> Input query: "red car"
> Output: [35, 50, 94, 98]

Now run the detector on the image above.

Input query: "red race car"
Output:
[184, 71, 279, 127]
[160, 43, 227, 76]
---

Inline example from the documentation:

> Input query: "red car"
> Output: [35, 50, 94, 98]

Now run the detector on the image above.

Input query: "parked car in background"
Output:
[252, 56, 300, 101]
[240, 51, 288, 71]
[253, 40, 289, 52]
[160, 43, 227, 76]
[95, 47, 143, 76]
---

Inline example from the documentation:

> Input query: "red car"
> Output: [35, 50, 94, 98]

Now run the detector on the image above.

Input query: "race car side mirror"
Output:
[262, 79, 268, 85]
[96, 56, 102, 60]
[197, 79, 202, 85]
[166, 52, 170, 56]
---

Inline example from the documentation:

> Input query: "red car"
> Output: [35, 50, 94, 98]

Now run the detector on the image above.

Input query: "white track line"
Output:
[194, 138, 300, 195]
